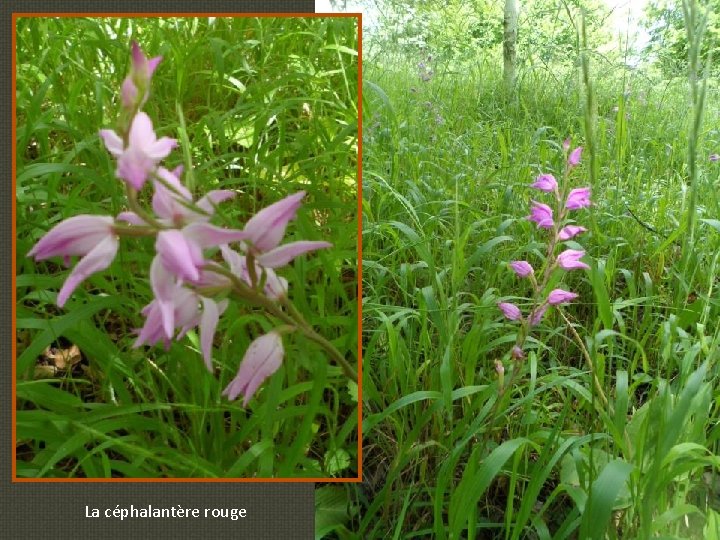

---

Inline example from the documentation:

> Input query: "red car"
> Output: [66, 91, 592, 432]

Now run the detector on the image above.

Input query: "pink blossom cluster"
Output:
[28, 42, 332, 406]
[496, 139, 592, 360]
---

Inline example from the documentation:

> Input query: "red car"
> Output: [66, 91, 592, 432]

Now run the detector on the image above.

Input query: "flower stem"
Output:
[557, 307, 612, 415]
[204, 264, 358, 383]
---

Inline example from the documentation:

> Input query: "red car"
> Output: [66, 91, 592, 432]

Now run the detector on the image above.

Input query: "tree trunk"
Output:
[503, 0, 518, 91]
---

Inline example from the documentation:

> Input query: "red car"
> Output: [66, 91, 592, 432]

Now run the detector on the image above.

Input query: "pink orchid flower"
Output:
[498, 302, 522, 321]
[151, 166, 236, 226]
[509, 260, 534, 278]
[221, 245, 288, 299]
[528, 303, 549, 326]
[27, 215, 119, 307]
[558, 225, 587, 241]
[136, 257, 228, 371]
[568, 146, 583, 166]
[547, 288, 579, 305]
[565, 188, 591, 210]
[222, 331, 284, 406]
[557, 249, 590, 270]
[154, 222, 249, 283]
[527, 201, 554, 229]
[531, 174, 558, 193]
[99, 112, 177, 190]
[121, 41, 162, 108]
[242, 191, 332, 268]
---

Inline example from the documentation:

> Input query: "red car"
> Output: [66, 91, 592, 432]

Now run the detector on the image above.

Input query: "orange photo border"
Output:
[12, 11, 363, 483]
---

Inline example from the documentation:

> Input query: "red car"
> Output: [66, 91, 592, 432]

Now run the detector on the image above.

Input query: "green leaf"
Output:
[579, 459, 634, 540]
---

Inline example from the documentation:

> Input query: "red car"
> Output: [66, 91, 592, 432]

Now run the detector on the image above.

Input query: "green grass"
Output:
[15, 16, 359, 479]
[345, 15, 720, 540]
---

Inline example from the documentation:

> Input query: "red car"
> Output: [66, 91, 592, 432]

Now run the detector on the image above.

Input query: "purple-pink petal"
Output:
[565, 188, 591, 210]
[264, 269, 288, 299]
[99, 129, 124, 157]
[115, 211, 147, 225]
[509, 260, 534, 278]
[149, 256, 178, 338]
[547, 288, 579, 305]
[557, 225, 587, 241]
[222, 332, 284, 406]
[556, 249, 590, 270]
[131, 41, 162, 79]
[183, 222, 249, 248]
[28, 215, 115, 260]
[531, 174, 558, 192]
[568, 146, 583, 166]
[256, 240, 332, 269]
[196, 190, 236, 214]
[121, 77, 138, 108]
[498, 302, 522, 321]
[527, 201, 554, 229]
[128, 112, 158, 148]
[117, 146, 156, 190]
[200, 297, 221, 372]
[57, 235, 119, 307]
[155, 229, 203, 282]
[146, 136, 178, 159]
[528, 303, 549, 326]
[244, 191, 306, 252]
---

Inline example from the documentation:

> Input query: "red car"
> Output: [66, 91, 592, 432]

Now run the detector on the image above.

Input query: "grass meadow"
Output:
[15, 16, 359, 479]
[335, 10, 720, 540]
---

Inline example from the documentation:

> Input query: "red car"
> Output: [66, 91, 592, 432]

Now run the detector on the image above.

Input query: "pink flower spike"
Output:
[531, 174, 558, 193]
[710, 154, 719, 162]
[256, 240, 332, 269]
[527, 201, 554, 229]
[557, 225, 587, 241]
[244, 191, 306, 252]
[563, 138, 571, 151]
[222, 331, 284, 407]
[498, 302, 522, 321]
[557, 249, 590, 271]
[568, 146, 583, 166]
[565, 188, 591, 210]
[528, 303, 549, 326]
[509, 260, 534, 278]
[547, 288, 579, 305]
[511, 346, 525, 360]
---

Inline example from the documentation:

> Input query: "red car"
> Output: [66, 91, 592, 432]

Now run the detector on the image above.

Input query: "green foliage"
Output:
[16, 16, 359, 478]
[365, 0, 613, 69]
[352, 0, 720, 536]
[643, 0, 720, 76]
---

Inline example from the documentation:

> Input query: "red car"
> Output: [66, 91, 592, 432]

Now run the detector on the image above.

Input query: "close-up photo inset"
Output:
[14, 15, 359, 480]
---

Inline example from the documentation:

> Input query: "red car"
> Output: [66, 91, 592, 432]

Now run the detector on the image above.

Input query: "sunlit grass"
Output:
[344, 8, 720, 538]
